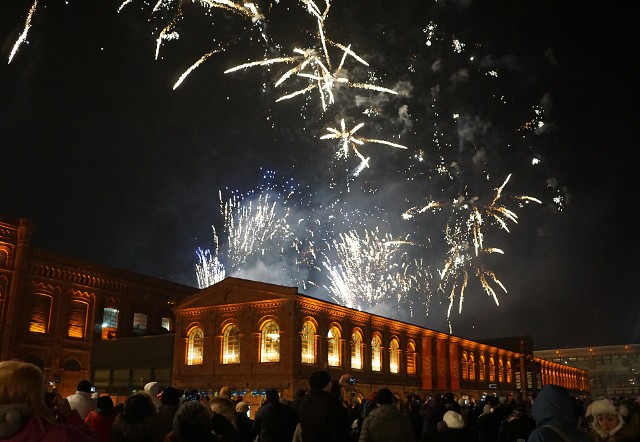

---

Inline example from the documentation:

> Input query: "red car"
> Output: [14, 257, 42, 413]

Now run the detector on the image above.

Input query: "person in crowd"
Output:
[111, 392, 161, 442]
[210, 395, 243, 441]
[298, 370, 351, 442]
[0, 360, 95, 441]
[527, 384, 588, 442]
[475, 403, 502, 442]
[253, 388, 297, 442]
[588, 397, 640, 442]
[143, 382, 161, 411]
[497, 403, 536, 442]
[156, 387, 181, 442]
[358, 388, 414, 442]
[219, 386, 231, 399]
[66, 380, 97, 420]
[431, 410, 476, 442]
[164, 401, 217, 442]
[422, 395, 446, 440]
[406, 398, 424, 441]
[84, 396, 118, 442]
[234, 402, 256, 442]
[290, 388, 306, 422]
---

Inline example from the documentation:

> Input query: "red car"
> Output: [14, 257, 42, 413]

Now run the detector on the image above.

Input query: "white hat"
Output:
[443, 410, 465, 429]
[590, 398, 617, 417]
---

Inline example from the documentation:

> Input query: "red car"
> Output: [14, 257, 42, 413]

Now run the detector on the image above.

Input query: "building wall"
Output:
[0, 218, 194, 397]
[172, 278, 589, 402]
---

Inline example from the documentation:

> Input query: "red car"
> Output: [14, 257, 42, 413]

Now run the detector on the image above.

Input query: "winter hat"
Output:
[590, 398, 627, 437]
[76, 380, 92, 393]
[443, 410, 465, 429]
[144, 381, 160, 397]
[173, 401, 212, 442]
[96, 396, 114, 412]
[590, 398, 618, 417]
[374, 388, 394, 405]
[161, 387, 181, 406]
[236, 402, 249, 413]
[308, 370, 332, 390]
[265, 388, 279, 403]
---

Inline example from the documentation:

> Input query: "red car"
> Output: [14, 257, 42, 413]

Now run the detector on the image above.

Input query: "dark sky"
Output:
[1, 0, 638, 350]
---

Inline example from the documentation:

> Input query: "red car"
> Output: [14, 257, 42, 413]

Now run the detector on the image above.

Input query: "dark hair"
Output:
[76, 380, 92, 393]
[122, 393, 155, 424]
[374, 388, 394, 405]
[161, 387, 181, 406]
[266, 388, 279, 403]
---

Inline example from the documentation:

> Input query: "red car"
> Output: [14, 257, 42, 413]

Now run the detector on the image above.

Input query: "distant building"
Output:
[535, 344, 640, 398]
[0, 218, 194, 397]
[171, 277, 589, 402]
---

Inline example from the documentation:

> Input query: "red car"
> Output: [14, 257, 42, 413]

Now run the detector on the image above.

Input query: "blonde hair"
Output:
[0, 360, 56, 429]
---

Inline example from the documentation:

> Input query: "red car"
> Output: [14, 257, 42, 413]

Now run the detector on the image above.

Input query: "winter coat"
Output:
[84, 409, 117, 442]
[298, 389, 350, 442]
[358, 404, 415, 442]
[431, 427, 477, 442]
[498, 410, 536, 442]
[111, 413, 162, 442]
[589, 410, 640, 442]
[66, 392, 96, 420]
[155, 404, 179, 442]
[0, 405, 95, 442]
[527, 385, 589, 442]
[253, 400, 297, 442]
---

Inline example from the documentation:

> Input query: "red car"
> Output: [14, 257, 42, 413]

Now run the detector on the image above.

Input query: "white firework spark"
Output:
[8, 0, 38, 64]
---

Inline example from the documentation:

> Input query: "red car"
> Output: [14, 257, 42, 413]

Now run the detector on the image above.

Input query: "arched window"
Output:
[29, 293, 53, 334]
[351, 330, 363, 370]
[407, 341, 417, 375]
[261, 320, 280, 363]
[186, 327, 204, 365]
[389, 338, 400, 374]
[222, 324, 240, 364]
[479, 355, 486, 381]
[461, 352, 469, 380]
[68, 299, 89, 338]
[506, 359, 512, 383]
[469, 353, 476, 380]
[301, 321, 316, 364]
[499, 358, 504, 383]
[371, 335, 382, 372]
[327, 326, 341, 367]
[489, 356, 496, 382]
[24, 355, 45, 371]
[63, 359, 81, 371]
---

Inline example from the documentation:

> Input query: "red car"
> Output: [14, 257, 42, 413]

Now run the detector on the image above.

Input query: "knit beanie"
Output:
[308, 370, 331, 391]
[443, 410, 465, 429]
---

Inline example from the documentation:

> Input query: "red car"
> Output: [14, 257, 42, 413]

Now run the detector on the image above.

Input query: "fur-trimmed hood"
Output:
[590, 405, 640, 442]
[0, 403, 31, 438]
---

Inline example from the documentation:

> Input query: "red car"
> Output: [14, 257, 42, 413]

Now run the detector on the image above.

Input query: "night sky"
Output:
[1, 0, 637, 350]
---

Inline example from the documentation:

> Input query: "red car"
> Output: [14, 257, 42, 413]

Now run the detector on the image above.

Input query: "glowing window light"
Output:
[187, 327, 204, 365]
[506, 360, 512, 383]
[29, 293, 52, 334]
[222, 325, 240, 364]
[327, 326, 341, 367]
[161, 317, 173, 332]
[479, 355, 486, 381]
[371, 335, 381, 372]
[407, 342, 417, 375]
[351, 331, 362, 370]
[389, 339, 400, 374]
[261, 321, 280, 363]
[489, 357, 496, 382]
[67, 299, 88, 338]
[101, 307, 119, 340]
[469, 353, 476, 380]
[301, 321, 315, 364]
[132, 312, 148, 335]
[499, 358, 504, 383]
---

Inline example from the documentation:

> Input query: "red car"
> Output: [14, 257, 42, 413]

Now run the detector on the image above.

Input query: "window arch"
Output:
[489, 356, 496, 382]
[222, 324, 240, 364]
[499, 358, 504, 382]
[29, 292, 53, 334]
[407, 341, 417, 375]
[506, 359, 513, 383]
[371, 334, 382, 372]
[186, 327, 204, 365]
[327, 325, 341, 367]
[68, 299, 89, 338]
[461, 352, 469, 380]
[479, 355, 486, 381]
[260, 320, 280, 363]
[389, 338, 400, 374]
[469, 353, 476, 380]
[63, 359, 82, 371]
[351, 330, 363, 370]
[301, 320, 316, 364]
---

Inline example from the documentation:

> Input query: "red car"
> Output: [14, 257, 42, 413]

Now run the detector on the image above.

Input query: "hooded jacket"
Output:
[358, 404, 415, 442]
[527, 385, 589, 442]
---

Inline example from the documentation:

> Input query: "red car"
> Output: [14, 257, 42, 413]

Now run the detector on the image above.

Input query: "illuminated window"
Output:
[161, 317, 173, 332]
[29, 293, 52, 333]
[261, 320, 280, 363]
[489, 356, 496, 382]
[371, 335, 382, 372]
[222, 324, 240, 364]
[499, 358, 504, 383]
[301, 321, 316, 364]
[101, 307, 119, 340]
[461, 352, 468, 380]
[479, 355, 486, 381]
[469, 353, 476, 380]
[506, 359, 512, 383]
[327, 326, 341, 367]
[407, 341, 417, 375]
[187, 327, 204, 365]
[351, 331, 362, 370]
[133, 313, 148, 335]
[389, 339, 400, 374]
[67, 299, 88, 338]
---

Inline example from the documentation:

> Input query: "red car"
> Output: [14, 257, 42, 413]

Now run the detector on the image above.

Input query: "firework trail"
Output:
[195, 243, 225, 289]
[320, 228, 429, 315]
[8, 0, 38, 64]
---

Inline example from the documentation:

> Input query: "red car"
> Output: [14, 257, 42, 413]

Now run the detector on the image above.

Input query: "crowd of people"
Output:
[1, 360, 639, 442]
